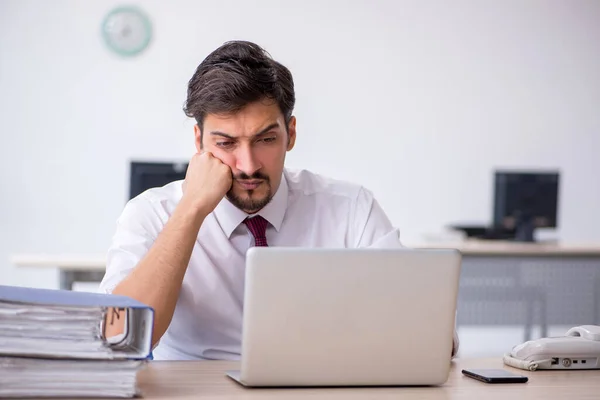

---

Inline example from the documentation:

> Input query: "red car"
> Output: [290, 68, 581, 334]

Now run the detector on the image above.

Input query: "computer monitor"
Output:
[129, 161, 188, 200]
[493, 171, 560, 242]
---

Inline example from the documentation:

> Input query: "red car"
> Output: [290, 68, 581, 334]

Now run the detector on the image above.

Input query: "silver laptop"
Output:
[227, 247, 461, 387]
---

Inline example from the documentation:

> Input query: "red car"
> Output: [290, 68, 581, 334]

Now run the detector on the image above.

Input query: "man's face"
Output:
[194, 100, 296, 214]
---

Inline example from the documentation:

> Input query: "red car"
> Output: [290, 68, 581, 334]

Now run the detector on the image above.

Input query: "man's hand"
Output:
[182, 152, 232, 215]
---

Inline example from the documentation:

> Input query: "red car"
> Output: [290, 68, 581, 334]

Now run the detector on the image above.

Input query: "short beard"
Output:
[226, 171, 273, 214]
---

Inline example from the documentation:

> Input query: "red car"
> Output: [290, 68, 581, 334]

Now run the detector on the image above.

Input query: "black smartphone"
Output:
[462, 369, 528, 384]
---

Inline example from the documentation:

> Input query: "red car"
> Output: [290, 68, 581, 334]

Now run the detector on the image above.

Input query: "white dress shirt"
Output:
[99, 168, 403, 360]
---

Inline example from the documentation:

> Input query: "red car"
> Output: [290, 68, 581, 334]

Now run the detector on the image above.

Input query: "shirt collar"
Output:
[213, 171, 289, 238]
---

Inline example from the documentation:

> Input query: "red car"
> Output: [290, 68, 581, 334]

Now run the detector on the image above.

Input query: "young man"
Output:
[99, 41, 457, 360]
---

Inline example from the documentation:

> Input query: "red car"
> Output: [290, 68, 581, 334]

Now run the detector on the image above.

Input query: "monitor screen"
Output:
[129, 161, 188, 200]
[493, 171, 559, 232]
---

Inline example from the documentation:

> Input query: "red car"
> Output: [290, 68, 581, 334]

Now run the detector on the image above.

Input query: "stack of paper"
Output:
[0, 285, 154, 398]
[0, 357, 143, 398]
[1, 302, 112, 358]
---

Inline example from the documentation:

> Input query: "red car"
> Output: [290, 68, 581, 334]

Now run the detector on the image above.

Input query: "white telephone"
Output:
[503, 325, 600, 371]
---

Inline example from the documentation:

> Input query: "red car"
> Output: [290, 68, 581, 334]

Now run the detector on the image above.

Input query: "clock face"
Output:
[102, 6, 152, 56]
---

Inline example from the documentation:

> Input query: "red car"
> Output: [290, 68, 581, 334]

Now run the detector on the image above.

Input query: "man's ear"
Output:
[286, 116, 296, 151]
[194, 124, 202, 152]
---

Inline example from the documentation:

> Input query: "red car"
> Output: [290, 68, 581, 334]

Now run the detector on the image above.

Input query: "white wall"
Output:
[2, 0, 600, 289]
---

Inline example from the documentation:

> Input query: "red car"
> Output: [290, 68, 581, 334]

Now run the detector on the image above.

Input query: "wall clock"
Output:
[101, 6, 152, 57]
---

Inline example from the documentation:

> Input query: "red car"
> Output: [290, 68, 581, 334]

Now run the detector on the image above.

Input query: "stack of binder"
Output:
[0, 285, 154, 398]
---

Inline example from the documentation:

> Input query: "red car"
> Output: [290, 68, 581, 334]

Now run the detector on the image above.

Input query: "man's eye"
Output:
[261, 137, 276, 143]
[216, 141, 234, 148]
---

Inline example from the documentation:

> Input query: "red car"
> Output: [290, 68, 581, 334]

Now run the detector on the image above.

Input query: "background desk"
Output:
[417, 241, 600, 341]
[11, 254, 106, 290]
[133, 357, 599, 399]
[12, 242, 600, 341]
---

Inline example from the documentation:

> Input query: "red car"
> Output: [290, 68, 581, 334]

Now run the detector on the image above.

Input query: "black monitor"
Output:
[493, 170, 560, 242]
[129, 161, 188, 200]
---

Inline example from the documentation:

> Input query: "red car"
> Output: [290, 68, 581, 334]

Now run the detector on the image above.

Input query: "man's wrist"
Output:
[178, 196, 212, 224]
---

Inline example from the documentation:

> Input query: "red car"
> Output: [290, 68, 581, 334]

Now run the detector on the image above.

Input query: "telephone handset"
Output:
[503, 325, 600, 371]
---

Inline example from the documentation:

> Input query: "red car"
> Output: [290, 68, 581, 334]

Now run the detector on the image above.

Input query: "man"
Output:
[99, 40, 458, 360]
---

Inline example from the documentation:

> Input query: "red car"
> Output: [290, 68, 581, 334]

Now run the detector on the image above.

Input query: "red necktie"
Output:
[244, 216, 269, 247]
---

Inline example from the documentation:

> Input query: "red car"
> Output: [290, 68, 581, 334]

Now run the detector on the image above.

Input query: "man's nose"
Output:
[235, 145, 262, 177]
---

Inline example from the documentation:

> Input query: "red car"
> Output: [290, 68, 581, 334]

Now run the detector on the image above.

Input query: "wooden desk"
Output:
[127, 357, 599, 399]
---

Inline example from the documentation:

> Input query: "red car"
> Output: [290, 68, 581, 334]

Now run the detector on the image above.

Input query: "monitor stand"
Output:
[514, 216, 535, 242]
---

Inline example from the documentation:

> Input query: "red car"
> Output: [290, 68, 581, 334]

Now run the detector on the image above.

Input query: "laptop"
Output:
[227, 247, 461, 387]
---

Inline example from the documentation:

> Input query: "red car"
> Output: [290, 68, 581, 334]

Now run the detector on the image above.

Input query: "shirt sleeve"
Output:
[351, 187, 401, 248]
[98, 196, 165, 294]
[351, 187, 459, 358]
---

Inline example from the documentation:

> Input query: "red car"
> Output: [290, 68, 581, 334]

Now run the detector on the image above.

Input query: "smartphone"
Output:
[462, 369, 528, 384]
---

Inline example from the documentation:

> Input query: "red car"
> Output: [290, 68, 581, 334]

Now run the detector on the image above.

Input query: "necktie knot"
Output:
[243, 216, 269, 247]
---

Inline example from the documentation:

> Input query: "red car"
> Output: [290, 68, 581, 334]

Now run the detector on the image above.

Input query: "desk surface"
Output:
[10, 254, 106, 270]
[416, 240, 600, 256]
[129, 358, 599, 399]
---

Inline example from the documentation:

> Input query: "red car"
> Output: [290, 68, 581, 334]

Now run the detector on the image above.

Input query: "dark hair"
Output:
[183, 41, 295, 142]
